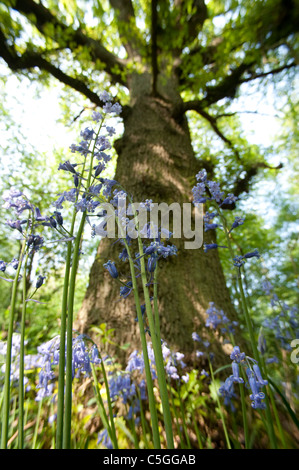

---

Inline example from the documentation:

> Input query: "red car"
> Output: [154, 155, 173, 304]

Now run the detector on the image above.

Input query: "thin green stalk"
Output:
[91, 363, 116, 447]
[124, 239, 161, 449]
[114, 189, 174, 446]
[18, 251, 30, 449]
[229, 332, 249, 449]
[191, 409, 203, 449]
[262, 356, 287, 448]
[177, 382, 191, 448]
[153, 263, 161, 338]
[239, 381, 249, 448]
[128, 413, 140, 449]
[56, 128, 92, 448]
[231, 413, 241, 449]
[62, 121, 104, 449]
[237, 276, 277, 448]
[98, 352, 118, 448]
[136, 386, 150, 449]
[55, 213, 77, 449]
[1, 235, 27, 449]
[32, 398, 43, 449]
[63, 212, 86, 449]
[208, 358, 231, 449]
[168, 379, 185, 448]
[135, 233, 174, 449]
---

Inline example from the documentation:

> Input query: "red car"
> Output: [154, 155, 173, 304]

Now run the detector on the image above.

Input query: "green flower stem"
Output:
[153, 263, 161, 339]
[229, 332, 249, 448]
[191, 409, 203, 449]
[136, 386, 150, 449]
[136, 244, 174, 448]
[98, 351, 118, 449]
[18, 250, 30, 449]
[237, 273, 277, 448]
[1, 234, 28, 449]
[61, 120, 104, 449]
[123, 238, 161, 449]
[177, 382, 191, 448]
[168, 379, 185, 448]
[262, 356, 287, 448]
[208, 357, 231, 449]
[32, 398, 43, 449]
[239, 381, 249, 448]
[55, 211, 77, 449]
[62, 211, 86, 449]
[91, 363, 116, 447]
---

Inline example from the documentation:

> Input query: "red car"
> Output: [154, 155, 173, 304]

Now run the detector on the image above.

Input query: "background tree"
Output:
[0, 0, 298, 360]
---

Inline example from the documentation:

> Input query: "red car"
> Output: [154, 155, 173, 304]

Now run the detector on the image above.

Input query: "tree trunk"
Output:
[75, 73, 236, 364]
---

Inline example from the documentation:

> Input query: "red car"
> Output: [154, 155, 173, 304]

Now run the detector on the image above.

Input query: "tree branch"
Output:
[109, 0, 142, 59]
[194, 108, 241, 160]
[0, 27, 105, 108]
[181, 59, 297, 114]
[9, 0, 128, 86]
[239, 61, 297, 83]
[173, 0, 208, 47]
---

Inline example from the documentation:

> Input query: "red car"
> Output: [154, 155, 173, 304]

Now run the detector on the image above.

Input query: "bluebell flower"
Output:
[258, 330, 266, 355]
[80, 127, 95, 141]
[97, 428, 113, 449]
[220, 193, 238, 206]
[252, 364, 268, 387]
[119, 247, 129, 262]
[92, 111, 103, 122]
[230, 346, 246, 363]
[58, 161, 78, 174]
[219, 377, 237, 412]
[196, 351, 204, 358]
[243, 249, 260, 259]
[246, 369, 266, 409]
[53, 211, 63, 226]
[120, 281, 133, 299]
[126, 350, 145, 374]
[261, 279, 273, 295]
[103, 260, 119, 279]
[192, 332, 201, 342]
[147, 254, 157, 273]
[10, 258, 19, 270]
[200, 369, 209, 378]
[233, 249, 260, 267]
[266, 356, 279, 364]
[99, 90, 112, 102]
[233, 255, 245, 267]
[206, 180, 224, 202]
[192, 181, 207, 205]
[6, 219, 24, 233]
[27, 234, 44, 252]
[204, 243, 228, 253]
[231, 362, 244, 384]
[0, 260, 7, 272]
[204, 222, 220, 231]
[105, 126, 116, 136]
[195, 169, 208, 181]
[181, 373, 189, 383]
[36, 275, 46, 289]
[229, 216, 245, 233]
